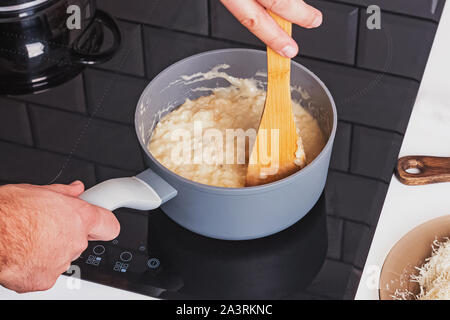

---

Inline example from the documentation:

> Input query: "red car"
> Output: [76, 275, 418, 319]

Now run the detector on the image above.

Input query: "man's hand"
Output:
[0, 181, 120, 293]
[221, 0, 322, 58]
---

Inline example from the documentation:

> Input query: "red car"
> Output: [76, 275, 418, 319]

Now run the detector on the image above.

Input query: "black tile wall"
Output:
[351, 126, 403, 182]
[211, 0, 359, 64]
[210, 0, 261, 47]
[326, 216, 344, 260]
[97, 0, 209, 35]
[97, 20, 145, 77]
[143, 26, 240, 78]
[96, 165, 138, 183]
[330, 122, 351, 171]
[343, 268, 363, 300]
[357, 12, 437, 80]
[293, 0, 359, 64]
[296, 57, 420, 133]
[84, 69, 148, 124]
[0, 0, 443, 300]
[325, 171, 388, 225]
[330, 0, 445, 22]
[307, 259, 353, 299]
[353, 227, 376, 270]
[28, 105, 144, 171]
[0, 98, 33, 146]
[0, 141, 96, 187]
[16, 75, 86, 114]
[342, 220, 371, 266]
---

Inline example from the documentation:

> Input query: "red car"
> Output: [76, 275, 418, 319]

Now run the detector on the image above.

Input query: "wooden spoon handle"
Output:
[268, 11, 292, 36]
[246, 12, 299, 187]
[266, 11, 292, 77]
[396, 156, 450, 186]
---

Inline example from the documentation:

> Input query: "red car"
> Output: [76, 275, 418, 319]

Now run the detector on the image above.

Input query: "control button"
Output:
[85, 255, 102, 267]
[139, 245, 146, 252]
[120, 251, 133, 262]
[92, 245, 105, 256]
[113, 261, 129, 273]
[112, 239, 118, 245]
[147, 258, 160, 269]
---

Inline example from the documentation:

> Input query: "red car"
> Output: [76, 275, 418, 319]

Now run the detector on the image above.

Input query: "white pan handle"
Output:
[80, 169, 177, 211]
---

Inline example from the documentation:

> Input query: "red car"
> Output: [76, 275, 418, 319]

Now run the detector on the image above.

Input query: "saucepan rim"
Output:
[135, 48, 337, 195]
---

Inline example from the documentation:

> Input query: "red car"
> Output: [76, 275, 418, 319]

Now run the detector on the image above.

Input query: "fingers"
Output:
[221, 0, 323, 58]
[222, 0, 299, 57]
[77, 202, 120, 241]
[257, 0, 322, 29]
[40, 180, 85, 197]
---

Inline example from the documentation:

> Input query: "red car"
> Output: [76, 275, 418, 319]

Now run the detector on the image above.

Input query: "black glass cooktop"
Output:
[72, 193, 328, 300]
[0, 0, 444, 299]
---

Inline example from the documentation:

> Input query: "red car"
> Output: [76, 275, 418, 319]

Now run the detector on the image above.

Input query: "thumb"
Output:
[78, 203, 120, 241]
[40, 180, 85, 197]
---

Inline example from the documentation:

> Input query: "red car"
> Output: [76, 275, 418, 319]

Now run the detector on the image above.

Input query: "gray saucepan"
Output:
[80, 48, 337, 240]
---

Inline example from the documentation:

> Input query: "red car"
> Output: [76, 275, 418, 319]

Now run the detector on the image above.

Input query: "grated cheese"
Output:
[412, 238, 450, 300]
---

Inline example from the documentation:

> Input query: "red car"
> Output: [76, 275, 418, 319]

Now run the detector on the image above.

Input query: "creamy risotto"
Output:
[148, 78, 326, 188]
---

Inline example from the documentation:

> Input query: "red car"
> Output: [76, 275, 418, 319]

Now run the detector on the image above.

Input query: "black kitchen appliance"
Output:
[0, 0, 121, 95]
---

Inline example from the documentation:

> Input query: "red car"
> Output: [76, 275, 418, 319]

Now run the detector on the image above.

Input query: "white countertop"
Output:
[355, 3, 450, 299]
[1, 5, 449, 301]
[0, 276, 151, 300]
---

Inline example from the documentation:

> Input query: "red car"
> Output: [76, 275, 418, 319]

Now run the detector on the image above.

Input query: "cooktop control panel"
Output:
[70, 209, 177, 298]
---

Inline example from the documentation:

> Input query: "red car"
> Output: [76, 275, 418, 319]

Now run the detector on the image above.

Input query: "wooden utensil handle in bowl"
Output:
[396, 156, 450, 186]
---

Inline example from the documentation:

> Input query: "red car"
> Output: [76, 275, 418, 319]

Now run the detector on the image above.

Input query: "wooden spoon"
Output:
[396, 155, 450, 186]
[246, 12, 306, 187]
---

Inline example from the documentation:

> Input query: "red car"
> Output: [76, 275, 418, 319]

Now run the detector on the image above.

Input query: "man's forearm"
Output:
[0, 186, 11, 282]
[0, 185, 29, 285]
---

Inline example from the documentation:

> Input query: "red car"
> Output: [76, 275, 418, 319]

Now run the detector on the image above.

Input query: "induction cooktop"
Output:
[69, 193, 328, 300]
